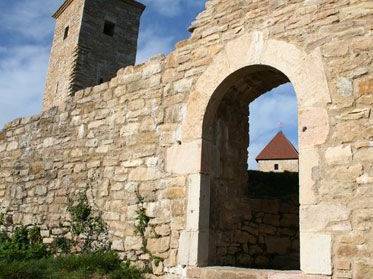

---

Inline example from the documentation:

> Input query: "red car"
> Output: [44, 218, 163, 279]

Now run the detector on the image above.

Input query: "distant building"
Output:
[256, 131, 299, 172]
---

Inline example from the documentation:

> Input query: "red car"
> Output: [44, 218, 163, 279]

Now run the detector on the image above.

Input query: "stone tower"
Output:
[43, 0, 145, 110]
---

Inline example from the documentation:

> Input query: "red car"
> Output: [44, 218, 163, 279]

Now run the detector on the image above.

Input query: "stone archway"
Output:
[172, 31, 332, 275]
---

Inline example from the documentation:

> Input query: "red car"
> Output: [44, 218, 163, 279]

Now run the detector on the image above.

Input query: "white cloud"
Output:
[136, 26, 175, 64]
[248, 83, 298, 169]
[0, 45, 50, 128]
[0, 0, 64, 129]
[141, 0, 204, 17]
[0, 0, 63, 41]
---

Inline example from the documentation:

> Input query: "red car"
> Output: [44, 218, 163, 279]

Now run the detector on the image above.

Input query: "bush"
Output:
[52, 236, 72, 254]
[0, 226, 49, 262]
[109, 262, 144, 279]
[0, 191, 144, 279]
[67, 191, 109, 252]
[0, 251, 144, 279]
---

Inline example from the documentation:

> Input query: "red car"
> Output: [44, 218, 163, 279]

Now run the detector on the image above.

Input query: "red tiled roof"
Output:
[256, 131, 298, 161]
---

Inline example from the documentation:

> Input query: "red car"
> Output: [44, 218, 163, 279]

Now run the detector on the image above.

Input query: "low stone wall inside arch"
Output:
[0, 0, 372, 278]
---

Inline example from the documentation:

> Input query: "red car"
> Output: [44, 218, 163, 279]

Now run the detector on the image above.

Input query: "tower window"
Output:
[103, 20, 115, 37]
[274, 164, 279, 170]
[63, 26, 69, 40]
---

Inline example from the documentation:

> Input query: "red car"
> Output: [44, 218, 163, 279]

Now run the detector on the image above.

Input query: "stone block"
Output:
[300, 204, 350, 232]
[358, 77, 373, 95]
[166, 141, 202, 175]
[128, 167, 160, 181]
[174, 78, 193, 93]
[324, 145, 352, 165]
[155, 224, 171, 237]
[163, 187, 185, 200]
[337, 77, 353, 96]
[35, 186, 47, 196]
[353, 261, 373, 279]
[300, 233, 331, 275]
[124, 236, 142, 251]
[185, 174, 210, 231]
[335, 259, 351, 270]
[147, 237, 170, 254]
[111, 239, 124, 251]
[6, 141, 18, 151]
[299, 108, 329, 148]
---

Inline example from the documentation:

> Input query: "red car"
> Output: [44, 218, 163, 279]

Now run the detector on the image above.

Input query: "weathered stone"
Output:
[147, 237, 170, 254]
[6, 141, 18, 151]
[301, 233, 332, 275]
[163, 187, 185, 200]
[337, 77, 353, 96]
[124, 236, 142, 251]
[300, 204, 350, 232]
[155, 225, 171, 237]
[358, 77, 373, 95]
[324, 145, 352, 165]
[35, 186, 47, 196]
[166, 141, 202, 175]
[335, 259, 351, 270]
[112, 239, 124, 251]
[128, 167, 161, 181]
[0, 1, 371, 278]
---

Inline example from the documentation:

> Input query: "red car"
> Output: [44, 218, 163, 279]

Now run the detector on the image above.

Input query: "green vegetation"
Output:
[0, 190, 144, 279]
[67, 191, 109, 252]
[134, 191, 163, 273]
[248, 170, 299, 199]
[0, 250, 144, 279]
[0, 226, 49, 262]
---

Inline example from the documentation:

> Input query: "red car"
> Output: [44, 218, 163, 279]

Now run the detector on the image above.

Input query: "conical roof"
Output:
[256, 131, 298, 161]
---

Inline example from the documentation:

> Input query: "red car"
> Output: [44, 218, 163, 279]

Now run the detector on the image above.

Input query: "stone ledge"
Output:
[187, 267, 331, 279]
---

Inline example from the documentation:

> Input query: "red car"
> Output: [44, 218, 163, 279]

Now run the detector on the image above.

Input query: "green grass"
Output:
[0, 251, 144, 279]
[0, 227, 144, 279]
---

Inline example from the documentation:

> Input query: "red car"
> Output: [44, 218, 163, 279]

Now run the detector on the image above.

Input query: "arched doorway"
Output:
[176, 31, 332, 275]
[202, 65, 299, 269]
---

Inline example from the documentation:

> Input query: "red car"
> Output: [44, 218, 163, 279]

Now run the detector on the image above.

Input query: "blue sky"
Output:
[0, 0, 298, 169]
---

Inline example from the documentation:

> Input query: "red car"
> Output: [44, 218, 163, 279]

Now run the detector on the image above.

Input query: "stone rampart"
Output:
[0, 0, 372, 278]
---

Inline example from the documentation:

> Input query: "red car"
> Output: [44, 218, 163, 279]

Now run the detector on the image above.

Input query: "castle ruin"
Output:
[0, 0, 372, 278]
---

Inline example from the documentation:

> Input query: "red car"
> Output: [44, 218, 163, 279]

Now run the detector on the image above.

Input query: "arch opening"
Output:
[201, 65, 300, 270]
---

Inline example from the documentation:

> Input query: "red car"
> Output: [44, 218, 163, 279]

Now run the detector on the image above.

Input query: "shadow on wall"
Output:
[243, 170, 300, 270]
[247, 170, 298, 199]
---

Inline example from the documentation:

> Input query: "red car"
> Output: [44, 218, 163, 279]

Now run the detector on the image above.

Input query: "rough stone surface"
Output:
[43, 0, 144, 110]
[0, 0, 372, 278]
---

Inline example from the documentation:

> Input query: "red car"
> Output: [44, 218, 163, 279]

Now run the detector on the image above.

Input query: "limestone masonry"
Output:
[43, 0, 144, 110]
[0, 0, 372, 279]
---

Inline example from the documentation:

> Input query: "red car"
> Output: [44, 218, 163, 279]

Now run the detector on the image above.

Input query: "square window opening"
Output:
[103, 21, 115, 37]
[63, 26, 69, 40]
[274, 163, 279, 170]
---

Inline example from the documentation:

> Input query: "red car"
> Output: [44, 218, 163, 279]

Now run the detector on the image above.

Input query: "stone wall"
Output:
[210, 195, 299, 270]
[1, 0, 372, 278]
[258, 159, 299, 173]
